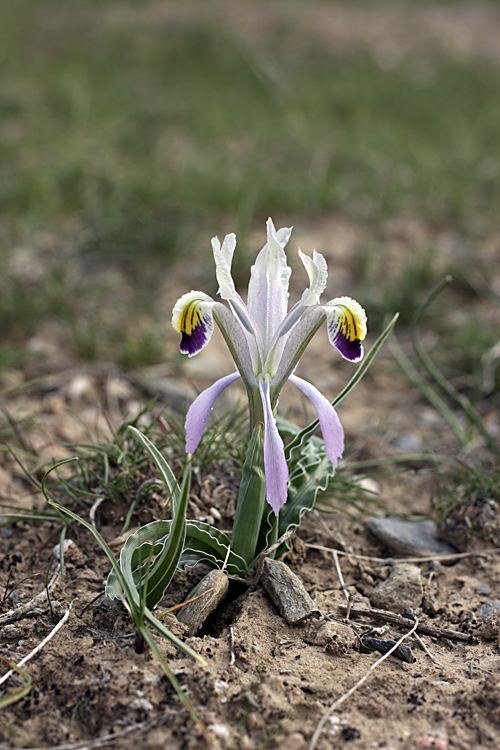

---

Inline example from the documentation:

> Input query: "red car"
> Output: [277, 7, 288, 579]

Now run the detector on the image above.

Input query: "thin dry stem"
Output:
[332, 550, 350, 603]
[306, 542, 500, 564]
[308, 615, 418, 750]
[0, 604, 72, 689]
[229, 626, 236, 667]
[0, 712, 183, 750]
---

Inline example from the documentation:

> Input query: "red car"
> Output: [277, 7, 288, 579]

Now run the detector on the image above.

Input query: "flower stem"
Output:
[231, 422, 267, 567]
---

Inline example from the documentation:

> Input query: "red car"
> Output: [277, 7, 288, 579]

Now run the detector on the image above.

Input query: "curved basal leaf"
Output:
[276, 433, 335, 558]
[128, 426, 181, 511]
[106, 520, 170, 603]
[106, 429, 191, 608]
[107, 519, 248, 600]
[182, 521, 248, 577]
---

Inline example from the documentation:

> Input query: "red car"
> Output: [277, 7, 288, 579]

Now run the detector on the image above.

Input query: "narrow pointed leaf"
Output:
[128, 426, 181, 510]
[231, 423, 267, 565]
[181, 521, 248, 576]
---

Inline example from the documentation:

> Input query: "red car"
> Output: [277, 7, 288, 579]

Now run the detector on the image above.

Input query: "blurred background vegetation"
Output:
[1, 0, 499, 392]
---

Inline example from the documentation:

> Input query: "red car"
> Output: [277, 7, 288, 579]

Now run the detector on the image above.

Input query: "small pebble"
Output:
[207, 723, 232, 746]
[392, 435, 422, 452]
[370, 563, 423, 614]
[177, 569, 229, 635]
[475, 584, 492, 596]
[277, 733, 306, 750]
[261, 558, 319, 624]
[479, 612, 500, 640]
[128, 698, 153, 714]
[479, 599, 500, 618]
[313, 622, 356, 655]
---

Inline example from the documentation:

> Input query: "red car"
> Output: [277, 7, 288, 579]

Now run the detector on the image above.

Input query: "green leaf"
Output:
[107, 518, 248, 597]
[231, 422, 267, 566]
[277, 435, 335, 557]
[128, 426, 181, 510]
[0, 660, 32, 708]
[182, 520, 248, 576]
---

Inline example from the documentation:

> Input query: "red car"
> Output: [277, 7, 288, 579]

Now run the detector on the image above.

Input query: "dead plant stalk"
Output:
[0, 603, 72, 688]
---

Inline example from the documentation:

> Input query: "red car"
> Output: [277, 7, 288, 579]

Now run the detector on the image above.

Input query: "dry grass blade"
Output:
[0, 657, 32, 708]
[0, 605, 71, 689]
[0, 713, 183, 750]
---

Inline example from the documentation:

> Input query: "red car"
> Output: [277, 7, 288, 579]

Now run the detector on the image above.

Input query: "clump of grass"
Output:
[52, 400, 247, 532]
[43, 451, 205, 725]
[386, 277, 500, 538]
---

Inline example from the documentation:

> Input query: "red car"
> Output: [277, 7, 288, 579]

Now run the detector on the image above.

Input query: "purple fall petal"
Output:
[289, 374, 344, 465]
[258, 376, 289, 515]
[324, 297, 367, 363]
[180, 321, 212, 356]
[185, 372, 241, 454]
[327, 324, 363, 362]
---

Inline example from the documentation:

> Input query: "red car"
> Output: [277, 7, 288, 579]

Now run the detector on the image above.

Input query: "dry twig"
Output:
[229, 626, 235, 667]
[0, 712, 183, 750]
[332, 550, 350, 603]
[339, 604, 471, 643]
[306, 542, 500, 565]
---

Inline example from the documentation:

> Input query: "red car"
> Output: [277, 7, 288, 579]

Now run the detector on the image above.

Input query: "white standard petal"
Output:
[289, 374, 344, 465]
[212, 234, 237, 300]
[298, 249, 328, 307]
[258, 374, 289, 515]
[247, 218, 292, 352]
[185, 372, 241, 454]
[266, 248, 328, 361]
[276, 225, 293, 248]
[212, 233, 259, 340]
[172, 291, 215, 357]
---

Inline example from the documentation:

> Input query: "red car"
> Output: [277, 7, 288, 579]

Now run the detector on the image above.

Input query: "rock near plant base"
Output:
[370, 563, 423, 614]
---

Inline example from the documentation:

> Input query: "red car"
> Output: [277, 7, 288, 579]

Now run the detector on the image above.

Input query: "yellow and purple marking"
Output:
[172, 293, 214, 357]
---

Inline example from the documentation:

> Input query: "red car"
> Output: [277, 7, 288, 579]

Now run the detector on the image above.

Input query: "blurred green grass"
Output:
[1, 0, 499, 372]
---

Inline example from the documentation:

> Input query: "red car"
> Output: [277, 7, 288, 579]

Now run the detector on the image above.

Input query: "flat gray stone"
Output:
[261, 558, 319, 624]
[478, 599, 500, 618]
[475, 585, 492, 596]
[177, 570, 229, 635]
[366, 518, 457, 557]
[370, 563, 423, 614]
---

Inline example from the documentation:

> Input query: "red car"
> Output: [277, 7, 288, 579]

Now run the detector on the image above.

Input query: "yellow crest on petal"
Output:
[172, 291, 215, 357]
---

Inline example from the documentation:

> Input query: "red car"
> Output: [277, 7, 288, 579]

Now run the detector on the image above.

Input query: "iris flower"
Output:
[172, 219, 367, 515]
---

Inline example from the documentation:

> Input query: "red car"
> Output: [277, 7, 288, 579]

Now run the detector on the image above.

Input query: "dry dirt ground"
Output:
[1, 207, 500, 750]
[1, 358, 500, 750]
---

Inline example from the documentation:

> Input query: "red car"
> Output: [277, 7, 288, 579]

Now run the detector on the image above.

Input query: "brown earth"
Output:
[1, 371, 500, 750]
